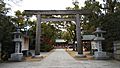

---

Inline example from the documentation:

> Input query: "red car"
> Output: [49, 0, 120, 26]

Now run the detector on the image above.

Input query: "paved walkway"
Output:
[0, 49, 120, 68]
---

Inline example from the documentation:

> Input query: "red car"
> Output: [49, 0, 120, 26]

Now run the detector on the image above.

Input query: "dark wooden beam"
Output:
[24, 10, 91, 15]
[41, 18, 75, 22]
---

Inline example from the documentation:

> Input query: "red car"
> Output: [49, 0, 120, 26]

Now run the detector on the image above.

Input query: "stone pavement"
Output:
[0, 49, 120, 68]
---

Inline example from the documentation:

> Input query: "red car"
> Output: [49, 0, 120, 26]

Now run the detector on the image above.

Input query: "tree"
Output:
[100, 10, 120, 52]
[25, 15, 60, 51]
[0, 0, 10, 15]
[0, 0, 16, 61]
[61, 31, 72, 42]
[64, 0, 81, 51]
[65, 0, 101, 51]
[101, 0, 119, 14]
[0, 15, 15, 61]
[81, 0, 102, 34]
[41, 22, 58, 44]
[81, 0, 120, 52]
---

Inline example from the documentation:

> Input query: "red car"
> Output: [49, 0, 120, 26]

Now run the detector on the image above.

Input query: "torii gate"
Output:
[24, 10, 90, 55]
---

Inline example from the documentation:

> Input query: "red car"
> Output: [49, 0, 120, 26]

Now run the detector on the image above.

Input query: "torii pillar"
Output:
[76, 14, 83, 54]
[35, 14, 41, 55]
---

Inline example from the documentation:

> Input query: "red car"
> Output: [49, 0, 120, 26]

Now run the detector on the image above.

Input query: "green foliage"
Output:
[81, 0, 120, 52]
[0, 1, 16, 61]
[61, 31, 71, 42]
[83, 1, 101, 14]
[65, 21, 76, 40]
[0, 0, 9, 15]
[100, 11, 120, 52]
[28, 20, 59, 51]
[42, 23, 57, 41]
[65, 1, 80, 42]
[40, 44, 54, 52]
[81, 0, 101, 34]
[0, 15, 15, 61]
[13, 10, 26, 27]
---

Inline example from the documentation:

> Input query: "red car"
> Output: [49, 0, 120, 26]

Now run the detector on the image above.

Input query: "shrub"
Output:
[40, 44, 54, 52]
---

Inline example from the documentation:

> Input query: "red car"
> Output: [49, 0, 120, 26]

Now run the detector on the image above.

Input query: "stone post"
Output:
[98, 41, 102, 52]
[76, 14, 83, 54]
[35, 14, 41, 55]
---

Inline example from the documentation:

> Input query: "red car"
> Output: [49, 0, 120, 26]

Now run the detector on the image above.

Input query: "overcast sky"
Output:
[6, 0, 102, 16]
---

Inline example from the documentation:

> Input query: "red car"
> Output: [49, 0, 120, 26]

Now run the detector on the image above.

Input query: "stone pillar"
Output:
[98, 41, 102, 52]
[15, 43, 20, 53]
[76, 14, 83, 54]
[35, 14, 41, 55]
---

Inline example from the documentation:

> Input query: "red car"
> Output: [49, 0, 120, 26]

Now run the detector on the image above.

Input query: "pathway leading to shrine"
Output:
[0, 49, 120, 68]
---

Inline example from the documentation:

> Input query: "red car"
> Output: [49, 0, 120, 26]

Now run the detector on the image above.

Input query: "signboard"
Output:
[22, 37, 29, 51]
[91, 41, 97, 49]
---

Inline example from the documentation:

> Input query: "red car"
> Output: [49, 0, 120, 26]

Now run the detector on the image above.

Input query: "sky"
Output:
[6, 0, 86, 15]
[6, 0, 103, 16]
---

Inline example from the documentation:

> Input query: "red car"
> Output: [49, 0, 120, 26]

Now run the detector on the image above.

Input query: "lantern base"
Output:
[94, 51, 109, 60]
[10, 53, 23, 61]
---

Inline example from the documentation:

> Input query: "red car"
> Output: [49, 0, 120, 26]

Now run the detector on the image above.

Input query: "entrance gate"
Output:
[25, 10, 90, 55]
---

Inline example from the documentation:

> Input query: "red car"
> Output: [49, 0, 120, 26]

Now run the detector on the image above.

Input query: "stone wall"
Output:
[113, 41, 120, 60]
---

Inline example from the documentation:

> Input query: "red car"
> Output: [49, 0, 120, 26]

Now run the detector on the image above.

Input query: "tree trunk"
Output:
[73, 30, 76, 51]
[73, 40, 75, 51]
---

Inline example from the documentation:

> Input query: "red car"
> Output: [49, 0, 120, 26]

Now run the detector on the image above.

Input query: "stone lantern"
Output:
[10, 28, 23, 61]
[93, 27, 106, 52]
[93, 27, 109, 59]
